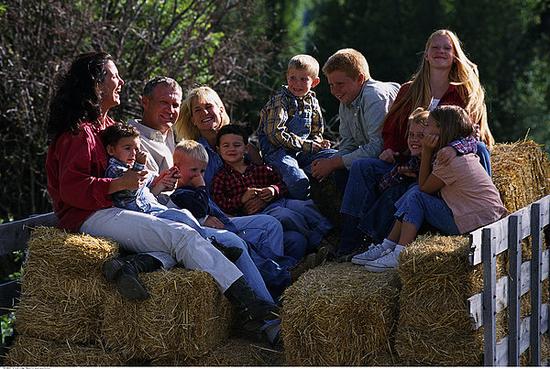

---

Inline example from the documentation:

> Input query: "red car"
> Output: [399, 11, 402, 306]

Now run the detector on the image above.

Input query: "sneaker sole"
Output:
[364, 264, 396, 273]
[351, 256, 378, 265]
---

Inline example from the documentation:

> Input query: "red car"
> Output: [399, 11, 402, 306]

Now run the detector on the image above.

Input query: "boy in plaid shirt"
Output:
[212, 125, 332, 261]
[256, 54, 337, 200]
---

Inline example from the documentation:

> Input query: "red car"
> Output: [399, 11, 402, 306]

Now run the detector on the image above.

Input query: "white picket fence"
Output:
[467, 194, 550, 366]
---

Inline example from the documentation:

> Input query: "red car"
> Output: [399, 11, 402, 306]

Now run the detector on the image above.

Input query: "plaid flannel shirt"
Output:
[258, 86, 324, 153]
[449, 136, 478, 155]
[211, 163, 288, 215]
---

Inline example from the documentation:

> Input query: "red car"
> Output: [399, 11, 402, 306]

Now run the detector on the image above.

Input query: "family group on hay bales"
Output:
[44, 28, 509, 348]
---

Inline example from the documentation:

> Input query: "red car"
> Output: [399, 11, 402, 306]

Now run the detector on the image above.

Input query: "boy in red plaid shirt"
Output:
[211, 125, 332, 261]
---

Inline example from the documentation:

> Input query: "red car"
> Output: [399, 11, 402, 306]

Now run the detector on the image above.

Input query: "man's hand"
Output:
[204, 215, 225, 229]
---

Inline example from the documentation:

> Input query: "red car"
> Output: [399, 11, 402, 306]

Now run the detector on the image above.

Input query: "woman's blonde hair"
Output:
[173, 86, 230, 141]
[385, 29, 494, 148]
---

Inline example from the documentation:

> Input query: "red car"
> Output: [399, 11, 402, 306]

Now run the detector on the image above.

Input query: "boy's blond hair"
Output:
[174, 139, 209, 163]
[322, 48, 370, 80]
[288, 54, 319, 78]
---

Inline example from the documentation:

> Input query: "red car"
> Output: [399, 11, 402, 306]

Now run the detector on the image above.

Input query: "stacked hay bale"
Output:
[102, 268, 232, 364]
[6, 227, 234, 366]
[395, 235, 485, 365]
[3, 336, 124, 366]
[281, 263, 401, 365]
[15, 227, 117, 343]
[491, 140, 549, 212]
[189, 338, 283, 366]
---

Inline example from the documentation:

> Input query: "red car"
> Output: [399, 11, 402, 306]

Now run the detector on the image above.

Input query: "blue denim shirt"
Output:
[337, 78, 400, 169]
[105, 157, 166, 213]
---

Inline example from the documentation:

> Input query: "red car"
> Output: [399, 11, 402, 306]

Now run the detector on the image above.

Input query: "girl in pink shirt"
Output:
[363, 105, 507, 272]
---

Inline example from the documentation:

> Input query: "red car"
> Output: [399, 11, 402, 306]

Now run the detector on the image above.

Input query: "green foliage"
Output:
[1, 313, 15, 344]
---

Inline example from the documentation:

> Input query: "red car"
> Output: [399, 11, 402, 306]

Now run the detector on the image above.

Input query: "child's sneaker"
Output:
[364, 245, 404, 272]
[351, 243, 395, 265]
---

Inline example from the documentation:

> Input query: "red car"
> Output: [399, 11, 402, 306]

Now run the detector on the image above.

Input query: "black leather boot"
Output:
[224, 276, 281, 345]
[102, 254, 162, 301]
[224, 276, 279, 322]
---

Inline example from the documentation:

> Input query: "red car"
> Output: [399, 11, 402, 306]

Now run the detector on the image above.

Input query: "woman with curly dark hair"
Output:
[45, 52, 281, 345]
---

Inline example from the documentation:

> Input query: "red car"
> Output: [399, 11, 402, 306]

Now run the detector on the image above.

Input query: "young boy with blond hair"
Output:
[257, 54, 337, 200]
[310, 48, 400, 184]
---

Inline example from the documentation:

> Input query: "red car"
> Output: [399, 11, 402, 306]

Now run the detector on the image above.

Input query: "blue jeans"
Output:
[263, 198, 332, 251]
[264, 148, 337, 200]
[394, 185, 460, 235]
[476, 141, 492, 177]
[153, 209, 274, 303]
[359, 181, 415, 243]
[340, 158, 394, 217]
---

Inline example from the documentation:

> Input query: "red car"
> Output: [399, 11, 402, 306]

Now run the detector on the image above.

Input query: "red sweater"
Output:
[46, 119, 114, 231]
[382, 81, 465, 153]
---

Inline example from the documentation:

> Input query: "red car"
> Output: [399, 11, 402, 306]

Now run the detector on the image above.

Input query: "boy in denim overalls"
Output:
[257, 55, 337, 200]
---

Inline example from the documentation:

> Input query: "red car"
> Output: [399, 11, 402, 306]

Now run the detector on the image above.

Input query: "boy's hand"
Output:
[320, 139, 332, 149]
[379, 148, 398, 163]
[243, 197, 267, 215]
[397, 165, 417, 178]
[152, 167, 180, 192]
[312, 156, 342, 181]
[135, 150, 148, 165]
[241, 187, 259, 203]
[258, 186, 276, 202]
[204, 215, 225, 229]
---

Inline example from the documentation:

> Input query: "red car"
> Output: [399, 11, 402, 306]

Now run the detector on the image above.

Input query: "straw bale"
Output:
[4, 335, 124, 366]
[168, 338, 284, 366]
[15, 293, 104, 344]
[25, 226, 119, 277]
[395, 234, 485, 365]
[491, 141, 550, 213]
[102, 267, 232, 363]
[14, 227, 116, 344]
[281, 262, 400, 366]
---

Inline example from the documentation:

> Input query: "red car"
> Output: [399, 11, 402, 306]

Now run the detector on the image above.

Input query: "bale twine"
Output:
[101, 268, 232, 363]
[281, 262, 401, 366]
[491, 140, 550, 212]
[15, 227, 118, 344]
[4, 335, 124, 366]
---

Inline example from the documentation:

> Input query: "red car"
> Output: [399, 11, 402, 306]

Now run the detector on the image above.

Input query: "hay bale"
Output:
[281, 262, 400, 365]
[4, 335, 124, 366]
[395, 234, 485, 365]
[15, 227, 118, 344]
[491, 140, 550, 212]
[102, 268, 232, 363]
[182, 338, 283, 366]
[394, 234, 549, 365]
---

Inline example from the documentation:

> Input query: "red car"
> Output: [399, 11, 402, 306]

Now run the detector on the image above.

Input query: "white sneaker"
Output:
[351, 243, 395, 265]
[364, 246, 403, 272]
